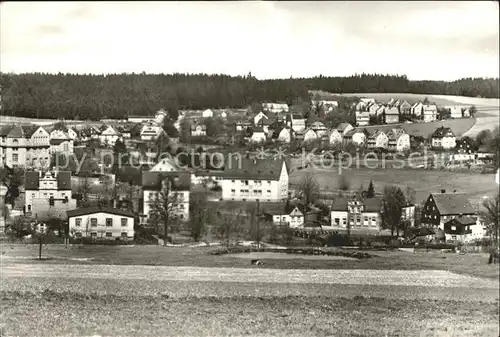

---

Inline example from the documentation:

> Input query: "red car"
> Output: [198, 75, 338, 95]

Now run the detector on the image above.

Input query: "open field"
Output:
[2, 245, 499, 279]
[2, 291, 498, 337]
[1, 245, 498, 336]
[290, 166, 498, 205]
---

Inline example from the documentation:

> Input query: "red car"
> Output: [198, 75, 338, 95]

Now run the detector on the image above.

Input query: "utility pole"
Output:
[256, 199, 260, 249]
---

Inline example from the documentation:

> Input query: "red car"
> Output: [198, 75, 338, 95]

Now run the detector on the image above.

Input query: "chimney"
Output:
[441, 189, 446, 193]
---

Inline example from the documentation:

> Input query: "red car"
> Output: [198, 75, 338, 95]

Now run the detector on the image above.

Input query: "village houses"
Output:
[447, 106, 463, 119]
[140, 122, 166, 141]
[190, 122, 207, 137]
[328, 128, 343, 146]
[384, 107, 400, 124]
[399, 101, 412, 115]
[262, 103, 289, 114]
[343, 128, 368, 147]
[336, 123, 354, 136]
[422, 104, 438, 122]
[367, 130, 389, 150]
[24, 170, 76, 220]
[221, 157, 288, 202]
[310, 121, 328, 137]
[387, 128, 410, 152]
[99, 125, 121, 146]
[67, 207, 135, 240]
[431, 127, 456, 150]
[261, 203, 305, 228]
[410, 102, 423, 116]
[142, 171, 191, 222]
[303, 128, 318, 142]
[250, 127, 267, 143]
[0, 125, 51, 168]
[329, 196, 383, 234]
[356, 111, 370, 126]
[277, 127, 292, 143]
[253, 111, 268, 126]
[288, 114, 306, 132]
[49, 128, 74, 155]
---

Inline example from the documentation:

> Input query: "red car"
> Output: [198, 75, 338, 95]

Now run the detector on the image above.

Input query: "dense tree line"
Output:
[0, 72, 498, 120]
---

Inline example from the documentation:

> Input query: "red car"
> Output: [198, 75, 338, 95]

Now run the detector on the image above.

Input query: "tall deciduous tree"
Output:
[147, 179, 180, 245]
[481, 195, 499, 249]
[382, 185, 406, 238]
[189, 190, 212, 242]
[298, 173, 320, 206]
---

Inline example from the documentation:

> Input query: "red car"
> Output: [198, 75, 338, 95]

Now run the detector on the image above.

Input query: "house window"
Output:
[121, 218, 128, 227]
[76, 218, 82, 227]
[90, 232, 97, 238]
[231, 189, 235, 194]
[179, 204, 184, 209]
[106, 218, 113, 227]
[27, 205, 31, 211]
[12, 154, 18, 162]
[334, 218, 340, 225]
[180, 214, 184, 219]
[91, 218, 97, 227]
[231, 180, 235, 183]
[105, 232, 113, 237]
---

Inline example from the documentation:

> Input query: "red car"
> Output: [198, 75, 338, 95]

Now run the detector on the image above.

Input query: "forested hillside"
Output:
[0, 72, 498, 120]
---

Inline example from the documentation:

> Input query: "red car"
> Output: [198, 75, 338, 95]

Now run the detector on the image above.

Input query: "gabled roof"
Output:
[385, 107, 399, 115]
[444, 216, 477, 226]
[24, 171, 72, 190]
[411, 102, 423, 108]
[6, 125, 41, 138]
[50, 138, 71, 145]
[310, 121, 326, 129]
[387, 128, 406, 140]
[222, 156, 286, 180]
[337, 123, 352, 132]
[142, 171, 191, 191]
[66, 207, 134, 218]
[368, 130, 386, 139]
[292, 114, 304, 120]
[344, 128, 367, 137]
[0, 125, 15, 137]
[430, 193, 476, 215]
[432, 126, 455, 138]
[252, 126, 265, 133]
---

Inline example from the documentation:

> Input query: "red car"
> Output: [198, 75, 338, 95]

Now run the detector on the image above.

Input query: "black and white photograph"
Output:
[0, 1, 499, 336]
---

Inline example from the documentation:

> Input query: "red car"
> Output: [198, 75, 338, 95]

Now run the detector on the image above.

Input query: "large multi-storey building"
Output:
[221, 157, 288, 202]
[329, 196, 383, 233]
[0, 125, 51, 168]
[142, 171, 191, 222]
[24, 170, 77, 220]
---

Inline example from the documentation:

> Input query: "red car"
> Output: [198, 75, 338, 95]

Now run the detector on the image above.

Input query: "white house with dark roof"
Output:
[329, 196, 383, 233]
[24, 170, 76, 220]
[142, 171, 191, 221]
[290, 114, 306, 132]
[67, 207, 135, 240]
[190, 122, 207, 137]
[221, 157, 288, 202]
[384, 107, 400, 124]
[140, 122, 166, 141]
[310, 121, 328, 137]
[254, 111, 269, 126]
[99, 125, 121, 146]
[260, 203, 304, 228]
[250, 127, 267, 143]
[422, 105, 438, 122]
[303, 128, 318, 142]
[277, 127, 292, 143]
[328, 128, 343, 145]
[343, 128, 368, 147]
[431, 127, 456, 149]
[410, 102, 423, 116]
[336, 123, 354, 136]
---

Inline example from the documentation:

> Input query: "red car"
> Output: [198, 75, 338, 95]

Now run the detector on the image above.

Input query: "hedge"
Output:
[209, 246, 372, 259]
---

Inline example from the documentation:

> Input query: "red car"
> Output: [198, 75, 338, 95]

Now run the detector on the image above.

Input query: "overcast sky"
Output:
[1, 1, 499, 81]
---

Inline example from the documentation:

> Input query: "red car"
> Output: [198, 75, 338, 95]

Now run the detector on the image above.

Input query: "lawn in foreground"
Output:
[1, 291, 498, 337]
[2, 245, 499, 280]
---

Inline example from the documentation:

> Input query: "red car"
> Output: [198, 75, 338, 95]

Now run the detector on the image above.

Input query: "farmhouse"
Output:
[410, 102, 423, 116]
[443, 216, 486, 243]
[343, 128, 368, 147]
[220, 156, 288, 202]
[448, 106, 463, 119]
[24, 170, 76, 220]
[277, 127, 292, 143]
[253, 111, 268, 126]
[0, 125, 51, 168]
[310, 121, 328, 137]
[290, 114, 306, 132]
[99, 125, 121, 146]
[303, 128, 318, 142]
[250, 127, 267, 143]
[190, 123, 207, 137]
[260, 203, 305, 228]
[202, 109, 214, 118]
[384, 107, 400, 124]
[431, 127, 456, 150]
[356, 111, 370, 126]
[422, 105, 438, 122]
[328, 128, 343, 145]
[336, 122, 354, 136]
[399, 101, 412, 115]
[142, 171, 191, 221]
[420, 191, 477, 230]
[367, 130, 388, 150]
[140, 122, 166, 141]
[67, 207, 135, 240]
[387, 128, 410, 152]
[452, 137, 477, 161]
[329, 196, 383, 234]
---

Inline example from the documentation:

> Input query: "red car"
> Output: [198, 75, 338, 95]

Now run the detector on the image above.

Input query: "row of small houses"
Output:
[355, 98, 472, 126]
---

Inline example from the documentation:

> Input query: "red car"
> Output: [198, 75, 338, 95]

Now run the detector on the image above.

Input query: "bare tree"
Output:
[147, 179, 180, 245]
[215, 210, 241, 249]
[189, 190, 211, 242]
[481, 195, 499, 249]
[405, 186, 416, 205]
[298, 173, 320, 206]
